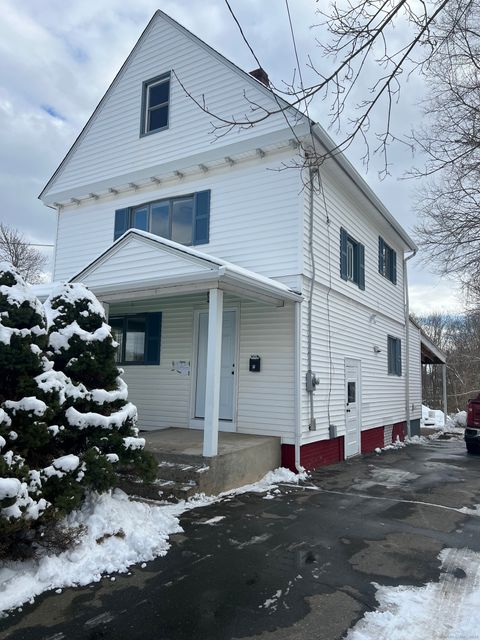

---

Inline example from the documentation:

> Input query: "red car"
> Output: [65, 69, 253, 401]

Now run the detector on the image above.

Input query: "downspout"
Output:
[294, 300, 303, 472]
[403, 250, 417, 438]
[307, 166, 317, 431]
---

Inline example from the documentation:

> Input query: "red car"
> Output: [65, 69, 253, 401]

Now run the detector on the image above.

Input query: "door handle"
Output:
[346, 409, 351, 413]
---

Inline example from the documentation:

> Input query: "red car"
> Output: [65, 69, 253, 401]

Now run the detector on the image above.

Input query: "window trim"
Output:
[340, 227, 365, 290]
[131, 193, 195, 246]
[387, 335, 402, 376]
[378, 237, 397, 285]
[114, 190, 210, 246]
[110, 312, 162, 366]
[140, 73, 171, 137]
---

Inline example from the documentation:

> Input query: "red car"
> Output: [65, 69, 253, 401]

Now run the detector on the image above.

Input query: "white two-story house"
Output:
[38, 10, 424, 472]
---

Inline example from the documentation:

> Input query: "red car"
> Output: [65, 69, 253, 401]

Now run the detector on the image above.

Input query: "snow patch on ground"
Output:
[0, 467, 305, 614]
[354, 467, 420, 491]
[347, 547, 480, 640]
[374, 435, 430, 456]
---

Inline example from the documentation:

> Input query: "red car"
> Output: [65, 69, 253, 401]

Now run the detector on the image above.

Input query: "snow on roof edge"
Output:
[72, 229, 302, 299]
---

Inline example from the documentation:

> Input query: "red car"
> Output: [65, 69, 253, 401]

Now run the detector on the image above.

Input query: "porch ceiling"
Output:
[69, 229, 303, 306]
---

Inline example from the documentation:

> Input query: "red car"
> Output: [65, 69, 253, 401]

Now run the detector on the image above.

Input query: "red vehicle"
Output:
[465, 396, 480, 453]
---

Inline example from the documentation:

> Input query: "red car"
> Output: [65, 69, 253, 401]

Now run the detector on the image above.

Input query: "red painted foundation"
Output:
[392, 421, 406, 442]
[361, 426, 385, 453]
[281, 421, 408, 472]
[282, 436, 344, 472]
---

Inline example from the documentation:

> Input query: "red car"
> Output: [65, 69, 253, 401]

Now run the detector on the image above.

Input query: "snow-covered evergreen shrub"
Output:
[0, 263, 57, 550]
[45, 283, 156, 495]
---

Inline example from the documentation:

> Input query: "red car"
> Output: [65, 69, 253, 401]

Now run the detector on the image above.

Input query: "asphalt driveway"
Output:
[2, 433, 479, 640]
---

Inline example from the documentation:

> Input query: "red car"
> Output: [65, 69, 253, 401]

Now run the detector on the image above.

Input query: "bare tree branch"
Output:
[0, 224, 48, 284]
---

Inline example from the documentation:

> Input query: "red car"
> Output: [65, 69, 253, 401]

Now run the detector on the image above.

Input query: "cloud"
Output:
[0, 0, 457, 308]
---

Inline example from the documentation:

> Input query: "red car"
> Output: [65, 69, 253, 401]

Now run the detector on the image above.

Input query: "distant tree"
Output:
[416, 312, 480, 412]
[414, 1, 480, 303]
[0, 223, 47, 284]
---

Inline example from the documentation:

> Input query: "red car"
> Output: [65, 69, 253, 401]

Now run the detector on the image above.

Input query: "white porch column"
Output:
[203, 288, 223, 457]
[442, 363, 448, 425]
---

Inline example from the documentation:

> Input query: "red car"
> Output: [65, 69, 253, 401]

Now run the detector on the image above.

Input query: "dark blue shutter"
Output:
[114, 208, 130, 241]
[144, 312, 161, 365]
[391, 250, 397, 285]
[378, 237, 384, 274]
[340, 228, 348, 280]
[193, 190, 211, 245]
[357, 243, 365, 290]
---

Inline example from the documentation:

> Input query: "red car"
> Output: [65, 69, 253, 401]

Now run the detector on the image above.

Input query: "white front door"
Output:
[195, 310, 236, 424]
[345, 358, 361, 458]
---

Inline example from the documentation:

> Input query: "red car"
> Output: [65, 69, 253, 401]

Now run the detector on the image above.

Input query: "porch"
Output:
[70, 229, 302, 470]
[131, 428, 281, 499]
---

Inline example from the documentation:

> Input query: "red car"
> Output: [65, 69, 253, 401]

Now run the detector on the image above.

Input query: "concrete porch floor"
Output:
[136, 428, 282, 499]
[143, 427, 279, 458]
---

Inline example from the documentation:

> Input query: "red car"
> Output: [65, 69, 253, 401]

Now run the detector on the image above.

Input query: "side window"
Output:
[110, 313, 161, 365]
[113, 191, 210, 245]
[378, 237, 397, 285]
[141, 74, 170, 135]
[340, 228, 365, 290]
[387, 336, 402, 376]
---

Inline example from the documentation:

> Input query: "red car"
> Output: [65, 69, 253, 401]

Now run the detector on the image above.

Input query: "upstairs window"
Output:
[387, 336, 402, 376]
[340, 228, 365, 290]
[114, 190, 210, 246]
[378, 237, 397, 284]
[110, 312, 162, 365]
[141, 73, 170, 135]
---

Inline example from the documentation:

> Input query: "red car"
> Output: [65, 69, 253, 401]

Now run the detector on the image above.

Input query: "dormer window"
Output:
[141, 73, 170, 135]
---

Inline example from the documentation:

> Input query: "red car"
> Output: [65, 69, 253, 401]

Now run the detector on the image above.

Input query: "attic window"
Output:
[141, 73, 170, 135]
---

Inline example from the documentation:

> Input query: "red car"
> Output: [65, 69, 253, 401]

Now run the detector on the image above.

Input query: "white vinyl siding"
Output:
[300, 279, 407, 443]
[54, 150, 303, 282]
[303, 164, 406, 323]
[44, 13, 301, 198]
[109, 294, 295, 441]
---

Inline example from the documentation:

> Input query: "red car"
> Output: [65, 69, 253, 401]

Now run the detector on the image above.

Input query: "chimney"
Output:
[249, 68, 270, 87]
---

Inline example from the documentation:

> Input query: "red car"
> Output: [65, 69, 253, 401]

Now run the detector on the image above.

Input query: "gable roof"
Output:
[70, 229, 303, 305]
[39, 10, 305, 202]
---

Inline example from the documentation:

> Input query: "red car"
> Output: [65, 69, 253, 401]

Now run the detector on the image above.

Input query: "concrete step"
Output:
[118, 475, 199, 502]
[157, 460, 211, 484]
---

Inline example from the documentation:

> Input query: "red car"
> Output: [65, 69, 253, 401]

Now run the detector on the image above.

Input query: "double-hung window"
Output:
[110, 313, 162, 365]
[378, 237, 397, 284]
[387, 336, 402, 376]
[340, 228, 365, 290]
[141, 73, 170, 135]
[113, 190, 210, 246]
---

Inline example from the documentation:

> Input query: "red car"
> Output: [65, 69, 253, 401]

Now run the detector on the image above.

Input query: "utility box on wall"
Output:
[249, 355, 261, 372]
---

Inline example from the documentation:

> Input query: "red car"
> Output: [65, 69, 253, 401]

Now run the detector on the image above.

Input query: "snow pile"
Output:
[421, 404, 445, 428]
[0, 467, 305, 614]
[375, 435, 428, 454]
[449, 411, 467, 429]
[347, 547, 480, 640]
[0, 490, 182, 614]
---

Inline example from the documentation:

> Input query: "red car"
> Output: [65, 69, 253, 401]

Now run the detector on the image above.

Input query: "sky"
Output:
[0, 0, 464, 315]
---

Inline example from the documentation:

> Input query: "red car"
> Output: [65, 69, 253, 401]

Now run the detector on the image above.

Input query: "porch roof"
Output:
[39, 230, 303, 306]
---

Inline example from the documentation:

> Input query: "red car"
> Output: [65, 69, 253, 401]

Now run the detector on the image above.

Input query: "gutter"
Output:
[294, 300, 303, 472]
[404, 250, 417, 437]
